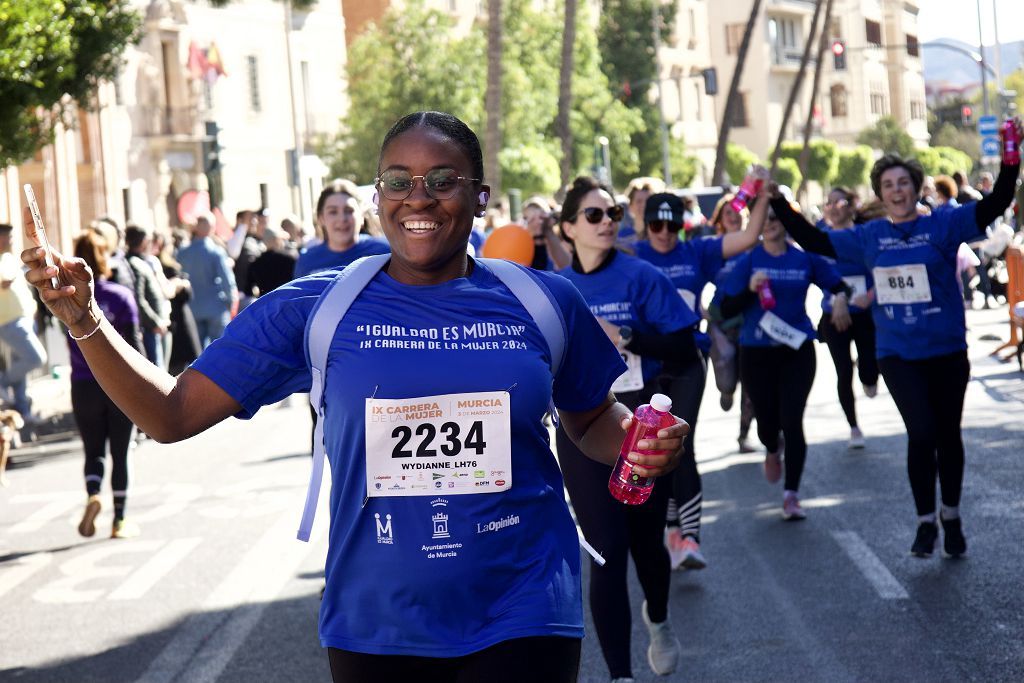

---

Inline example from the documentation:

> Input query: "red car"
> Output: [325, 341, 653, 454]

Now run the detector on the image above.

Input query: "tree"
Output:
[856, 116, 916, 158]
[769, 0, 825, 171]
[833, 145, 873, 190]
[0, 0, 142, 169]
[484, 0, 503, 192]
[556, 0, 577, 194]
[499, 145, 561, 196]
[725, 143, 760, 186]
[918, 146, 973, 178]
[929, 122, 980, 167]
[774, 157, 802, 191]
[712, 0, 763, 185]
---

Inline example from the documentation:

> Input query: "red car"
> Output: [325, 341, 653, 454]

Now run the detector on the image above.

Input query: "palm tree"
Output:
[557, 0, 577, 196]
[711, 0, 763, 186]
[769, 0, 825, 171]
[484, 0, 503, 194]
[797, 0, 836, 196]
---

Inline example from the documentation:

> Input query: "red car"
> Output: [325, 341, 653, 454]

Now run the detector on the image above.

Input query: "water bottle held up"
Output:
[756, 277, 777, 310]
[1003, 118, 1021, 165]
[608, 393, 675, 505]
[730, 165, 769, 214]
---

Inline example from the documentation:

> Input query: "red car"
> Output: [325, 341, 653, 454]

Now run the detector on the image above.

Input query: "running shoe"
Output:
[910, 521, 938, 557]
[863, 383, 878, 398]
[679, 535, 708, 570]
[849, 427, 865, 450]
[111, 519, 140, 539]
[641, 600, 680, 676]
[720, 392, 734, 411]
[78, 495, 102, 538]
[782, 491, 806, 521]
[665, 528, 687, 570]
[738, 437, 756, 454]
[940, 516, 967, 558]
[763, 451, 782, 484]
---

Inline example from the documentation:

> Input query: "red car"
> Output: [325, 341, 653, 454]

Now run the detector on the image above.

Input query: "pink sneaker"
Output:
[782, 492, 806, 521]
[763, 451, 782, 483]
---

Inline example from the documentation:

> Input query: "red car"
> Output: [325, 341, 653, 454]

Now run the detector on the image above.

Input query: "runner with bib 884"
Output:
[770, 115, 1023, 559]
[19, 111, 690, 683]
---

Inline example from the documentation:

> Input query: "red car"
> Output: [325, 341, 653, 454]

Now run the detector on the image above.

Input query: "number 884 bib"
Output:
[365, 392, 512, 497]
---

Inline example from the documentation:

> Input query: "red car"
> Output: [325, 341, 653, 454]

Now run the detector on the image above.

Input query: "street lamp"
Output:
[595, 135, 611, 185]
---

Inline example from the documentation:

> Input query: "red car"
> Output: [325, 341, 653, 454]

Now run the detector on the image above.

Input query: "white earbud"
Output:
[372, 191, 379, 206]
[478, 191, 490, 205]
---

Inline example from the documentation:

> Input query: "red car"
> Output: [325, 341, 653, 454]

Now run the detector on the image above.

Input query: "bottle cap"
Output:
[650, 393, 672, 412]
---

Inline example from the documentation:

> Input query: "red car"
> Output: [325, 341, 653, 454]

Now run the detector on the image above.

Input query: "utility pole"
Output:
[976, 0, 990, 116]
[651, 0, 672, 186]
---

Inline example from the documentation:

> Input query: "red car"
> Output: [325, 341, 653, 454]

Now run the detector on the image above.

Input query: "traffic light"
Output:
[960, 104, 974, 127]
[832, 40, 846, 70]
[202, 121, 223, 208]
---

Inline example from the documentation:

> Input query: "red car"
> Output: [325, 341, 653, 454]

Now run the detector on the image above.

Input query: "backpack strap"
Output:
[297, 254, 390, 541]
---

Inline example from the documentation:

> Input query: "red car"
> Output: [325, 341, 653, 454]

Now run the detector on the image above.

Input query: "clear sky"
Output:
[918, 0, 1024, 46]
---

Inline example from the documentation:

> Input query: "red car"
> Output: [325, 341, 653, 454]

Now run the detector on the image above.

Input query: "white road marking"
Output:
[7, 492, 81, 534]
[34, 541, 163, 604]
[109, 538, 203, 601]
[133, 491, 328, 683]
[832, 530, 909, 600]
[0, 552, 52, 599]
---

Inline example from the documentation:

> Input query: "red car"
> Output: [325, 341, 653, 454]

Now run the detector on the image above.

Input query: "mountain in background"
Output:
[923, 38, 1024, 90]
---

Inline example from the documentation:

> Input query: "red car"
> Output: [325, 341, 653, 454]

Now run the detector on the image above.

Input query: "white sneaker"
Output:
[849, 427, 865, 450]
[863, 383, 878, 398]
[641, 600, 680, 675]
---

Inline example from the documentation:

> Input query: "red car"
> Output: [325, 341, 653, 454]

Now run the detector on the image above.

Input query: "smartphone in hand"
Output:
[22, 185, 60, 289]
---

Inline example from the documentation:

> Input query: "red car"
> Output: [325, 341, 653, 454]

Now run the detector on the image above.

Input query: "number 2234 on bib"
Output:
[365, 392, 513, 498]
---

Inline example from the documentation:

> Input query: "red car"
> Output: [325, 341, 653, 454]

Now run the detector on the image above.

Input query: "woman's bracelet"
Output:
[68, 315, 105, 342]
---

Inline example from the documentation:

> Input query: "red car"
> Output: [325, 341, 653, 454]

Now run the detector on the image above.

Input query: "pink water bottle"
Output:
[1003, 118, 1021, 165]
[730, 166, 769, 213]
[756, 278, 777, 310]
[608, 393, 676, 505]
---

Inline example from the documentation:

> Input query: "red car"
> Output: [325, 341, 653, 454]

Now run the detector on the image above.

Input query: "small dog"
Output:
[0, 409, 24, 487]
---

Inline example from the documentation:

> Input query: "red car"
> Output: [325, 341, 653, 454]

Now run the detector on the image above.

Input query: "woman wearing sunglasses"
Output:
[23, 112, 690, 682]
[634, 191, 764, 571]
[718, 190, 851, 520]
[556, 176, 699, 682]
[294, 178, 390, 278]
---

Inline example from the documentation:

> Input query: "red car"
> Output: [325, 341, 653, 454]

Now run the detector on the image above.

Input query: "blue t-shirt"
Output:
[722, 244, 843, 347]
[828, 204, 981, 360]
[634, 237, 724, 354]
[558, 251, 699, 382]
[294, 238, 391, 278]
[192, 261, 624, 656]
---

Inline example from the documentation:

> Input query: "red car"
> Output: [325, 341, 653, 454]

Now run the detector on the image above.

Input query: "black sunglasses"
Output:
[375, 168, 479, 201]
[568, 205, 624, 224]
[647, 220, 679, 234]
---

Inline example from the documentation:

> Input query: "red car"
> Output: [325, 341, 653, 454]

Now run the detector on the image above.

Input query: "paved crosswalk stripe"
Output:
[831, 530, 909, 600]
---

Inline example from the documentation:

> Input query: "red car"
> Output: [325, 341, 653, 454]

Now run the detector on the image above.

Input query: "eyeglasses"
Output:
[568, 205, 624, 224]
[647, 220, 678, 234]
[374, 168, 479, 201]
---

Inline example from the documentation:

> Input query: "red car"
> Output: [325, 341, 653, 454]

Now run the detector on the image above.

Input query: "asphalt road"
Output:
[1, 307, 1022, 683]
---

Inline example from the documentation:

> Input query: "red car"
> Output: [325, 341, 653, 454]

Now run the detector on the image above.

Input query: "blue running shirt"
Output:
[295, 238, 391, 278]
[827, 204, 980, 360]
[721, 244, 843, 347]
[558, 251, 699, 382]
[192, 262, 625, 656]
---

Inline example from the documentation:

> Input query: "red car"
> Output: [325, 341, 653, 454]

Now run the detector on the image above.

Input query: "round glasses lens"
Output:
[380, 171, 413, 199]
[425, 169, 460, 198]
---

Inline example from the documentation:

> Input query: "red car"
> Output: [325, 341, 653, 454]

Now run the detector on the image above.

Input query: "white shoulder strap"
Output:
[297, 255, 390, 541]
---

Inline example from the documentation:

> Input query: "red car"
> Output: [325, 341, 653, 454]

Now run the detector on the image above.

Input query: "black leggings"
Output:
[327, 636, 581, 683]
[877, 351, 970, 516]
[72, 380, 135, 518]
[556, 388, 670, 679]
[740, 343, 816, 492]
[818, 311, 879, 428]
[657, 358, 706, 540]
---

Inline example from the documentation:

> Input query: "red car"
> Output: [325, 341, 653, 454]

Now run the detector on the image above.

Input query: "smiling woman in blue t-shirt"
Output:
[294, 178, 390, 278]
[557, 176, 700, 682]
[720, 192, 851, 521]
[21, 112, 690, 683]
[773, 121, 1022, 559]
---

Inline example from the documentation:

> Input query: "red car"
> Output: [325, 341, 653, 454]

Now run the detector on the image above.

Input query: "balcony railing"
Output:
[136, 106, 201, 138]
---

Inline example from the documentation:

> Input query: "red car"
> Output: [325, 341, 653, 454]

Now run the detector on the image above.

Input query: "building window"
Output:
[906, 34, 919, 57]
[910, 100, 926, 120]
[693, 81, 703, 120]
[246, 55, 261, 113]
[725, 23, 745, 55]
[688, 8, 697, 47]
[865, 19, 882, 47]
[769, 16, 800, 64]
[869, 84, 887, 115]
[830, 84, 848, 117]
[728, 92, 749, 128]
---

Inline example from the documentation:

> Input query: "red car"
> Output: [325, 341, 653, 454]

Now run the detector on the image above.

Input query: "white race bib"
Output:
[365, 392, 512, 497]
[873, 264, 931, 305]
[611, 350, 644, 393]
[758, 311, 808, 350]
[677, 288, 697, 312]
[841, 275, 867, 300]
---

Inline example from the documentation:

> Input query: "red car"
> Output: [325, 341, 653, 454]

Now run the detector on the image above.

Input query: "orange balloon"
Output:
[481, 224, 535, 266]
